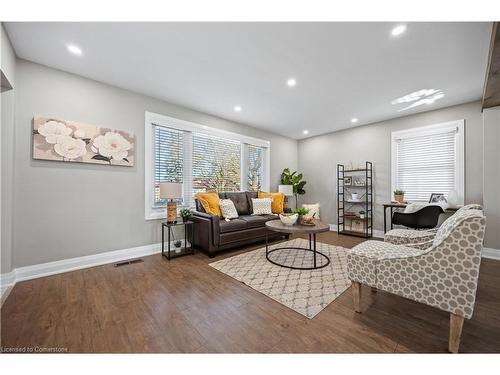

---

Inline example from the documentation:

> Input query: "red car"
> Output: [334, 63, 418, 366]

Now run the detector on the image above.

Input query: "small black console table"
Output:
[161, 220, 194, 260]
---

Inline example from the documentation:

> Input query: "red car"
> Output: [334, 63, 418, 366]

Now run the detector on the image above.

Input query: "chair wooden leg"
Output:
[352, 281, 362, 313]
[449, 313, 464, 353]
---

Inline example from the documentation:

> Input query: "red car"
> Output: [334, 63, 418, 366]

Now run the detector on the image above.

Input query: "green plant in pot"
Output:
[280, 168, 307, 209]
[294, 207, 310, 225]
[180, 208, 192, 223]
[393, 189, 405, 203]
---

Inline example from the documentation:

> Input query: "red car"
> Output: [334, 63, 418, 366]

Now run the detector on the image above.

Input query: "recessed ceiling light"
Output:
[391, 89, 444, 112]
[391, 24, 407, 37]
[287, 78, 297, 87]
[66, 44, 83, 56]
[351, 118, 359, 123]
[302, 130, 309, 135]
[233, 105, 242, 112]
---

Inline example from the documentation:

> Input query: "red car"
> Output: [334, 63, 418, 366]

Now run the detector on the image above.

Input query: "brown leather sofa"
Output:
[192, 191, 287, 257]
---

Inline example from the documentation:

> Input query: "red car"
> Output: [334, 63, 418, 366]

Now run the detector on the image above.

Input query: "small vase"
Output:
[182, 216, 189, 223]
[394, 194, 404, 203]
[351, 193, 358, 200]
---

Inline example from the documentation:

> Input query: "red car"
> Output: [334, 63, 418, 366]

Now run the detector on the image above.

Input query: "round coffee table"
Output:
[265, 219, 330, 270]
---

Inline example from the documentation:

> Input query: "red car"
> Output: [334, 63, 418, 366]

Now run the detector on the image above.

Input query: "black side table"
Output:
[161, 220, 195, 260]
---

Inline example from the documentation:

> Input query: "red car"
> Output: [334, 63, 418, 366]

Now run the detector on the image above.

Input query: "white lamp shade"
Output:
[278, 184, 294, 196]
[159, 182, 183, 199]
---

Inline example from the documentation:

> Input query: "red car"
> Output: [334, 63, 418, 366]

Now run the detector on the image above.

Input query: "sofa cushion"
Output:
[239, 214, 276, 228]
[219, 218, 248, 233]
[219, 199, 239, 219]
[194, 192, 221, 216]
[258, 191, 285, 214]
[246, 191, 258, 212]
[224, 192, 251, 215]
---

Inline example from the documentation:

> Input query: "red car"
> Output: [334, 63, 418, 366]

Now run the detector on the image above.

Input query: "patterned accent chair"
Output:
[347, 209, 486, 353]
[384, 204, 483, 248]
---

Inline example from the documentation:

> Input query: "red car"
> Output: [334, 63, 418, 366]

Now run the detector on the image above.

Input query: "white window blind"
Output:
[246, 144, 265, 191]
[393, 125, 461, 202]
[145, 112, 271, 220]
[154, 125, 184, 206]
[192, 133, 241, 196]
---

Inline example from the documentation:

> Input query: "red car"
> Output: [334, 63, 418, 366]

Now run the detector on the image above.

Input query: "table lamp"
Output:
[160, 182, 183, 223]
[278, 184, 294, 213]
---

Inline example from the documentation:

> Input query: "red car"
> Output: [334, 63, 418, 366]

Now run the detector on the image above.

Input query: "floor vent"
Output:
[114, 258, 144, 267]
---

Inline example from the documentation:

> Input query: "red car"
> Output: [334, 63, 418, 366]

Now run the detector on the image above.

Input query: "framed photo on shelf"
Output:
[429, 193, 447, 204]
[344, 176, 352, 186]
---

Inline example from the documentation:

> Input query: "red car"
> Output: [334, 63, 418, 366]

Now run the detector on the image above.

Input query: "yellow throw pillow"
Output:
[258, 191, 285, 214]
[195, 192, 221, 216]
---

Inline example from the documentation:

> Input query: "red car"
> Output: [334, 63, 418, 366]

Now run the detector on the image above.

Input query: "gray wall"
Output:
[1, 23, 17, 274]
[483, 107, 500, 249]
[11, 59, 298, 268]
[298, 101, 484, 234]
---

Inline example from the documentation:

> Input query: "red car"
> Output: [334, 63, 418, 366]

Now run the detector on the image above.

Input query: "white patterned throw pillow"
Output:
[219, 199, 239, 219]
[251, 198, 273, 215]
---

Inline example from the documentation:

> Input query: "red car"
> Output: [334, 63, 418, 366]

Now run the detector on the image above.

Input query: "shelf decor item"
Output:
[160, 182, 183, 223]
[180, 208, 192, 223]
[337, 161, 373, 238]
[394, 189, 405, 203]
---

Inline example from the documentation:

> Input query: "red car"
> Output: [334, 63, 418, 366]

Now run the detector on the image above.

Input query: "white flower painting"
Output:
[33, 117, 135, 166]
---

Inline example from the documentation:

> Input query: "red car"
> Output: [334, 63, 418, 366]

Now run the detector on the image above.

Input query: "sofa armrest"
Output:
[191, 211, 220, 251]
[193, 210, 218, 221]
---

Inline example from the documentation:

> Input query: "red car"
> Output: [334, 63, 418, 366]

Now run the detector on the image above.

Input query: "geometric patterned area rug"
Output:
[209, 238, 351, 319]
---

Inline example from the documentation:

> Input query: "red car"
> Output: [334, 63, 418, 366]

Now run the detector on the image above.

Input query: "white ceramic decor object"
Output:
[279, 213, 298, 226]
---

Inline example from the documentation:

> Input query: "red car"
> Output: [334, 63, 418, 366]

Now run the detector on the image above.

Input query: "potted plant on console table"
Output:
[180, 208, 192, 223]
[393, 189, 405, 204]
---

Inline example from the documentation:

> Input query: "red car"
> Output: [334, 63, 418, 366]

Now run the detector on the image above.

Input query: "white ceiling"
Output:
[5, 22, 492, 139]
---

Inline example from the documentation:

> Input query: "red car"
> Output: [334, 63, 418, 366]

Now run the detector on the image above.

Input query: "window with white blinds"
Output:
[246, 144, 265, 191]
[192, 133, 241, 196]
[391, 121, 464, 203]
[153, 126, 184, 206]
[145, 112, 270, 219]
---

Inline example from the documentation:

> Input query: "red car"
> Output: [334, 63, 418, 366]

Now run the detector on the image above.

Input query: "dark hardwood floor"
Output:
[1, 232, 499, 353]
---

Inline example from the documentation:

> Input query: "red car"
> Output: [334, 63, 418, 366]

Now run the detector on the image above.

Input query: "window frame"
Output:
[145, 111, 270, 220]
[391, 119, 465, 205]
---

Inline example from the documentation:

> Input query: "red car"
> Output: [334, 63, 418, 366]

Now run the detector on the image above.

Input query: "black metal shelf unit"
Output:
[337, 161, 373, 238]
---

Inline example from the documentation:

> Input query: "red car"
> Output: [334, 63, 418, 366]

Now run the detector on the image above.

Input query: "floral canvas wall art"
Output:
[32, 117, 135, 166]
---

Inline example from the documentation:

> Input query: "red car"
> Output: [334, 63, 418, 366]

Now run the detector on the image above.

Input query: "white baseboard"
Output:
[0, 270, 16, 306]
[482, 248, 500, 260]
[329, 223, 385, 239]
[0, 242, 163, 302]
